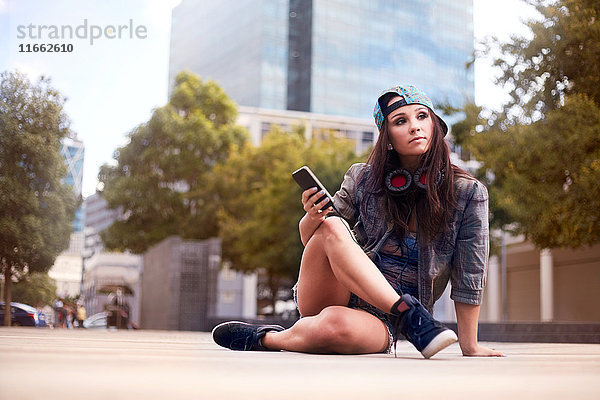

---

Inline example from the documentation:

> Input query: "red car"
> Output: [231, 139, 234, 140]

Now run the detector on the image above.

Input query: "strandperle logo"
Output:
[16, 19, 148, 45]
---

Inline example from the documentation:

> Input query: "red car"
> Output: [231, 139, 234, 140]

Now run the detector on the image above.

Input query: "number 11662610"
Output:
[19, 43, 74, 52]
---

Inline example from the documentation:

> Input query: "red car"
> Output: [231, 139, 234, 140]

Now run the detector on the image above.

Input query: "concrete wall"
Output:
[141, 236, 222, 331]
[178, 239, 220, 331]
[553, 246, 600, 322]
[507, 261, 540, 321]
[482, 239, 600, 323]
[141, 236, 180, 330]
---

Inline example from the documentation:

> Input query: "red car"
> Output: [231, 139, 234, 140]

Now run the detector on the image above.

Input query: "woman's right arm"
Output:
[299, 187, 334, 246]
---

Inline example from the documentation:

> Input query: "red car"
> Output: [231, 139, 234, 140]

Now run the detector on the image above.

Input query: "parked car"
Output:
[83, 312, 108, 329]
[83, 310, 138, 329]
[0, 302, 46, 327]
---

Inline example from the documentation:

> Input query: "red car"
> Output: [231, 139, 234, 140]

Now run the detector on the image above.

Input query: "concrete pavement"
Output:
[1, 327, 599, 400]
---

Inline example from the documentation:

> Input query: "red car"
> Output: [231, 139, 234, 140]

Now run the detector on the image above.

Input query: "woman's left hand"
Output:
[454, 302, 506, 357]
[461, 344, 505, 357]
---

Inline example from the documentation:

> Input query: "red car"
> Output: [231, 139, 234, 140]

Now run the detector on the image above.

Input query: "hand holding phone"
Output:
[292, 166, 337, 212]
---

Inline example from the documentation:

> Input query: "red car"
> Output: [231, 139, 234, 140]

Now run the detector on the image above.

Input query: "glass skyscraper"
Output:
[60, 136, 85, 233]
[169, 0, 474, 120]
[169, 0, 289, 110]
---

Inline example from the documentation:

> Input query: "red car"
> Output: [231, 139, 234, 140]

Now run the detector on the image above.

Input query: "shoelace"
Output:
[392, 306, 442, 357]
[231, 329, 259, 351]
[244, 331, 256, 351]
[392, 310, 408, 358]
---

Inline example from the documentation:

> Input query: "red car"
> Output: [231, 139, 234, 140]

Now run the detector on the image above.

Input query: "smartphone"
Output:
[292, 166, 337, 212]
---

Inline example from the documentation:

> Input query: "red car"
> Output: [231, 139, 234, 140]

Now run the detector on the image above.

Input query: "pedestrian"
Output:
[213, 85, 504, 358]
[76, 303, 86, 328]
[53, 298, 64, 328]
[65, 305, 73, 329]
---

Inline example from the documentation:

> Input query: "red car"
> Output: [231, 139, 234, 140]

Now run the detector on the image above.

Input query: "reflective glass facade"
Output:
[60, 137, 85, 232]
[310, 0, 474, 118]
[169, 0, 473, 119]
[169, 0, 289, 110]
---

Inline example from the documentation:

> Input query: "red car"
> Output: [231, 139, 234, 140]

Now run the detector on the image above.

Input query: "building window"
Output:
[362, 130, 373, 144]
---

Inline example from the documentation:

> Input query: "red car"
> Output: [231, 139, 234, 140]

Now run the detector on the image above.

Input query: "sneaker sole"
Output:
[420, 329, 458, 359]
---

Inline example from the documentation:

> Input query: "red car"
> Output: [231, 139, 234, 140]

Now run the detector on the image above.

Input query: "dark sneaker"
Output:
[212, 321, 284, 351]
[392, 294, 458, 359]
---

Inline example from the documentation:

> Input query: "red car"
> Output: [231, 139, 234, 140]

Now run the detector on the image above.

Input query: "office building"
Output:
[60, 136, 85, 232]
[237, 105, 377, 153]
[169, 0, 474, 120]
[83, 192, 122, 256]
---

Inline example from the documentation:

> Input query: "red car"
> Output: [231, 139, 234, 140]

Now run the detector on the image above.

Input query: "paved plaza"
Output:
[1, 327, 599, 400]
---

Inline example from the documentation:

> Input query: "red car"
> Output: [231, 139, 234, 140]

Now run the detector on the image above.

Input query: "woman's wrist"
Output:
[458, 340, 479, 355]
[299, 213, 324, 245]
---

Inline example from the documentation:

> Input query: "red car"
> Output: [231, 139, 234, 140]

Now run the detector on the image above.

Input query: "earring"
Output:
[387, 143, 394, 151]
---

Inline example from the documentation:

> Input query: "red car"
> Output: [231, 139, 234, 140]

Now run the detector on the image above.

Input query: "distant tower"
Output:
[49, 136, 85, 299]
[60, 136, 85, 234]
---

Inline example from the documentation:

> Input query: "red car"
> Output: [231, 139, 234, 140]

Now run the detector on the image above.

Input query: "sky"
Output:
[0, 0, 540, 198]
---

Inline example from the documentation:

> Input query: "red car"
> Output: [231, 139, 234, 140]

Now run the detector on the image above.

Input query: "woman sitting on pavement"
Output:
[212, 85, 504, 358]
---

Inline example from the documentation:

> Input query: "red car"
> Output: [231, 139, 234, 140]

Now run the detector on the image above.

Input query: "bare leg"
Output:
[214, 217, 454, 356]
[295, 219, 352, 317]
[263, 306, 389, 354]
[297, 217, 400, 316]
[263, 217, 399, 354]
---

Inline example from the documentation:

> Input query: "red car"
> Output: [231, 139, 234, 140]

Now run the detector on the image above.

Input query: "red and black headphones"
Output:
[385, 167, 443, 195]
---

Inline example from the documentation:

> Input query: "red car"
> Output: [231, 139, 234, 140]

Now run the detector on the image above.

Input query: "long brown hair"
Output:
[362, 102, 472, 241]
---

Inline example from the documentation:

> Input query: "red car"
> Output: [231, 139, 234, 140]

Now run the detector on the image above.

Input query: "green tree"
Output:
[468, 94, 600, 248]
[11, 272, 57, 308]
[486, 0, 600, 128]
[0, 71, 76, 325]
[98, 71, 248, 253]
[458, 0, 600, 249]
[215, 127, 362, 313]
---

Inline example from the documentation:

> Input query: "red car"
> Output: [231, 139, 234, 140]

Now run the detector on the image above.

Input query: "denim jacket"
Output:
[331, 163, 489, 313]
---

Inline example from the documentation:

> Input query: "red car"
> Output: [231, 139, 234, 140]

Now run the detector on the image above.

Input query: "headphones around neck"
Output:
[385, 167, 443, 195]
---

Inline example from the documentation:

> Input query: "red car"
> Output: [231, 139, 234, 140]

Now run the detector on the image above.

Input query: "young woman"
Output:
[213, 85, 504, 358]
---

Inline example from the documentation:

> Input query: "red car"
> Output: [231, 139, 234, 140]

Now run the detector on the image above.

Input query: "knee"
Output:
[312, 307, 354, 347]
[314, 217, 351, 243]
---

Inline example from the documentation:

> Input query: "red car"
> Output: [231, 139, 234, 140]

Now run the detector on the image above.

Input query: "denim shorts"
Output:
[293, 249, 419, 354]
[348, 251, 419, 353]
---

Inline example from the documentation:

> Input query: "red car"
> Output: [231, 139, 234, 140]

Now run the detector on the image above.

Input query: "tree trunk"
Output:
[3, 263, 11, 327]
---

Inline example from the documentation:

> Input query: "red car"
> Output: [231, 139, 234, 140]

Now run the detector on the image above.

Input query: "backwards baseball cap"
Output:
[373, 85, 448, 135]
